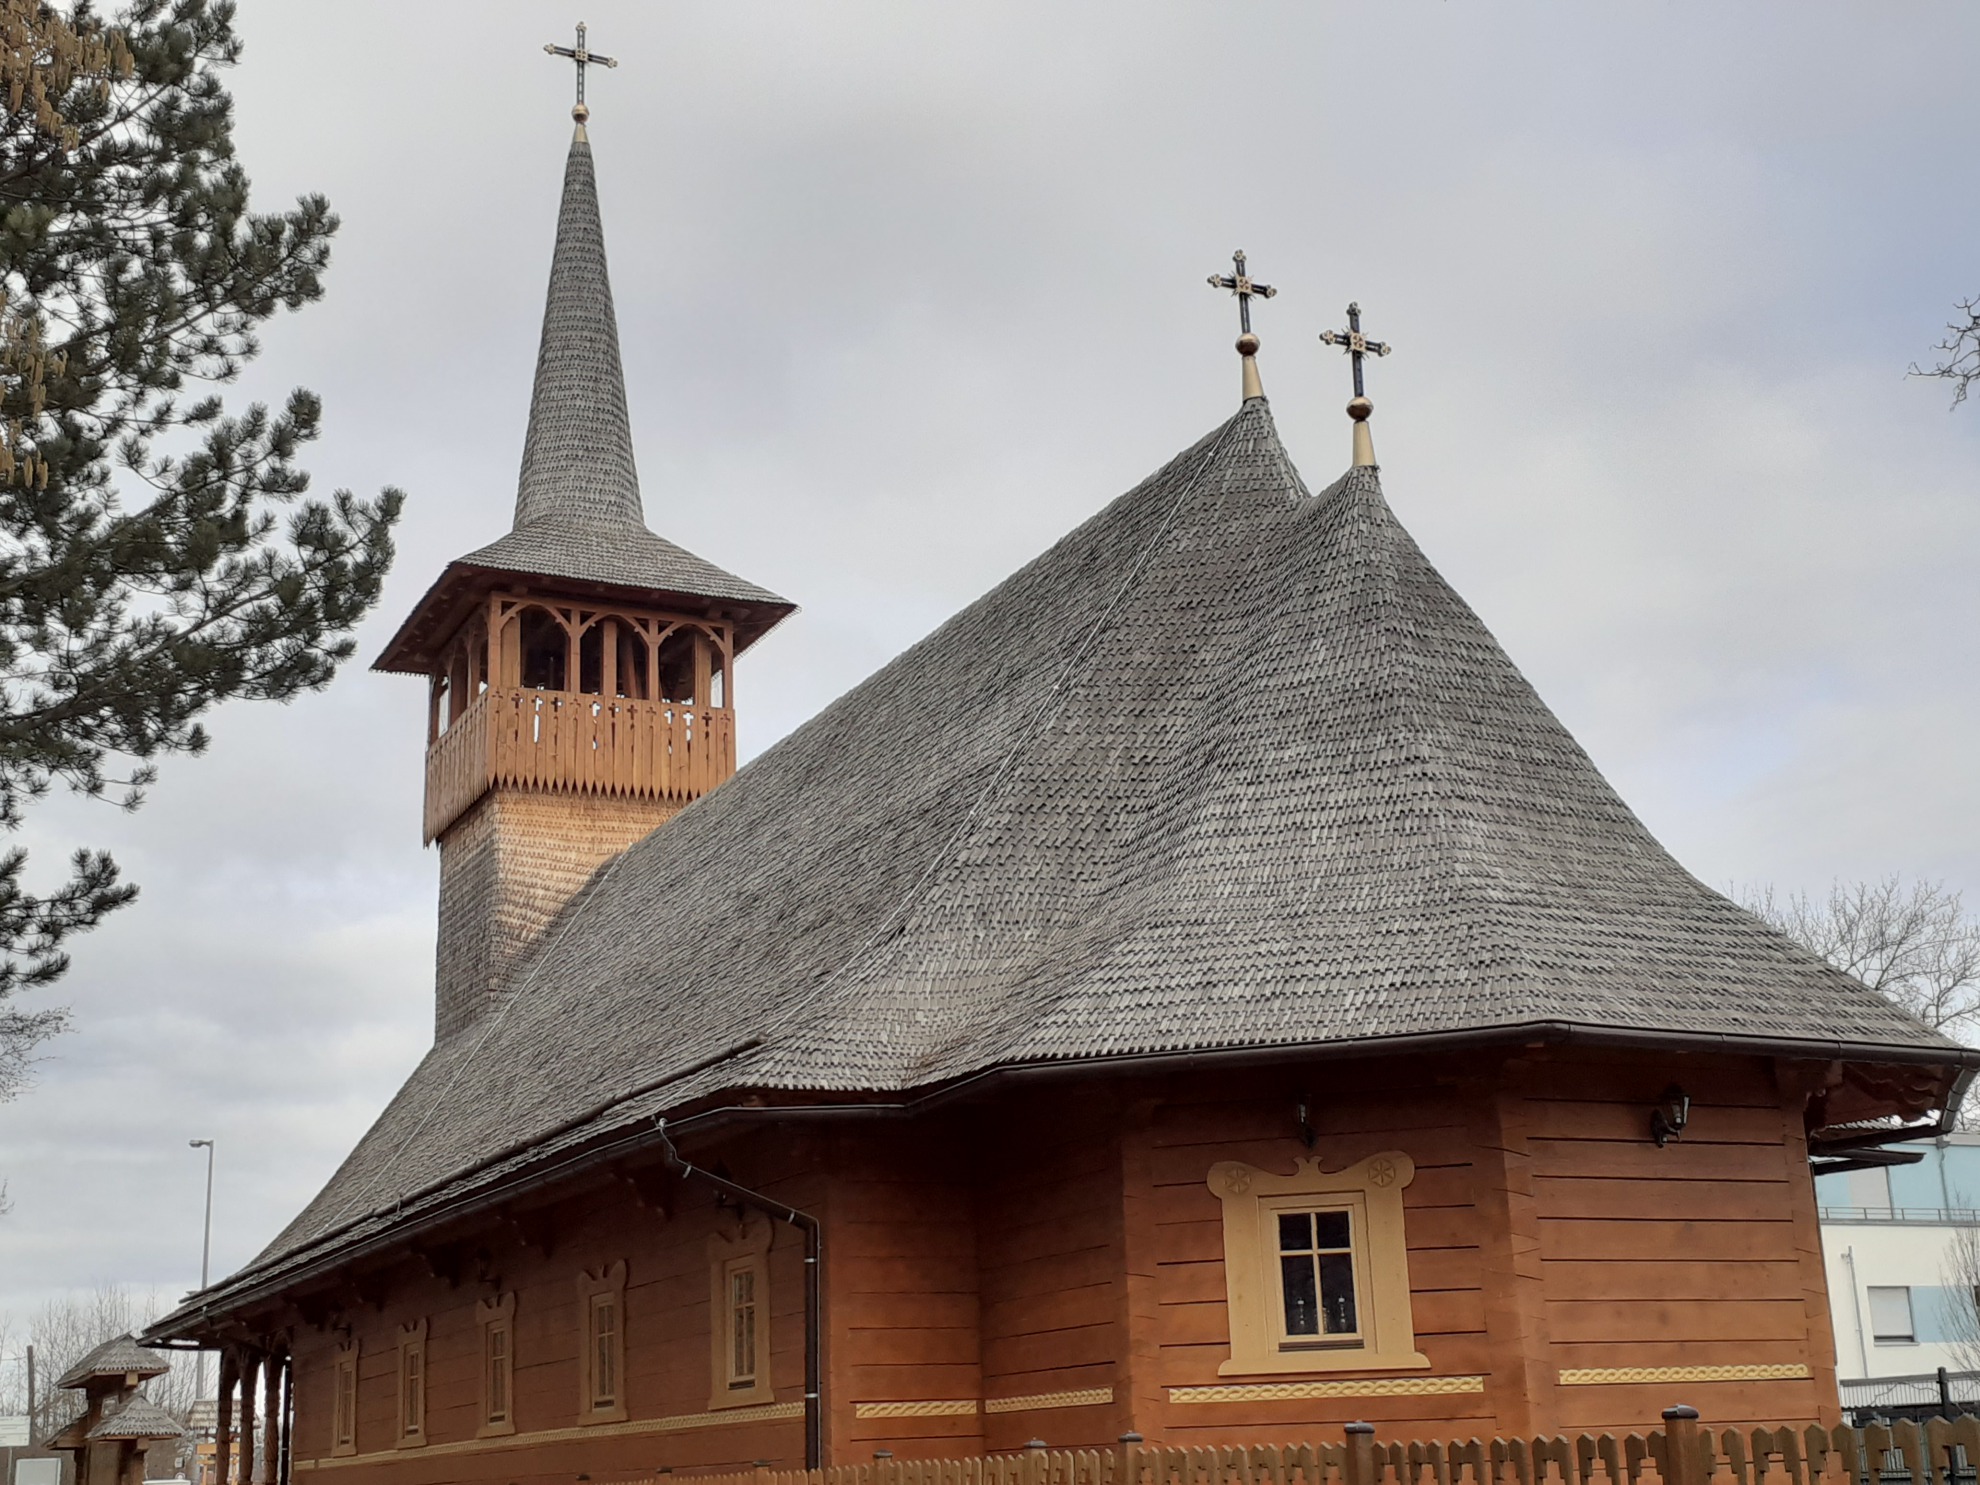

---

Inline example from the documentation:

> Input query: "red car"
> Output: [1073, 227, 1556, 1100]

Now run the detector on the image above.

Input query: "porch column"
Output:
[214, 1349, 237, 1485]
[235, 1350, 259, 1485]
[258, 1351, 280, 1485]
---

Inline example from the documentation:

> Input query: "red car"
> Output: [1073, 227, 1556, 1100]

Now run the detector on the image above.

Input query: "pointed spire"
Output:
[512, 125, 644, 532]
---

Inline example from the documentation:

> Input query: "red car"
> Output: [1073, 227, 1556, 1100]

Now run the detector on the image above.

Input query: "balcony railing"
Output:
[423, 685, 736, 841]
[1820, 1206, 1980, 1226]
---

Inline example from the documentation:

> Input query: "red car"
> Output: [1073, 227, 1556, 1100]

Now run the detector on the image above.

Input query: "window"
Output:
[395, 1319, 427, 1447]
[1276, 1210, 1358, 1344]
[331, 1341, 358, 1457]
[591, 1293, 619, 1406]
[577, 1261, 628, 1423]
[726, 1260, 760, 1387]
[476, 1292, 517, 1438]
[1844, 1166, 1894, 1215]
[707, 1216, 775, 1410]
[1869, 1285, 1917, 1345]
[1208, 1151, 1429, 1378]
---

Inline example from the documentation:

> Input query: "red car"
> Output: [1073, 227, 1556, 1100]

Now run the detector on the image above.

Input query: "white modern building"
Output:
[1816, 1134, 1980, 1385]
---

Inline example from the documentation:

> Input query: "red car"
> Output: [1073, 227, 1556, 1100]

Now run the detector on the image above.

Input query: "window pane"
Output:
[1278, 1213, 1313, 1252]
[1280, 1254, 1320, 1335]
[731, 1265, 759, 1383]
[594, 1296, 617, 1403]
[1868, 1285, 1915, 1342]
[1320, 1251, 1358, 1335]
[1313, 1211, 1351, 1250]
[487, 1325, 508, 1421]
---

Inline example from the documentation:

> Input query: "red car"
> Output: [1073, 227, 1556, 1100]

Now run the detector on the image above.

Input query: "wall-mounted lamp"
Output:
[1650, 1085, 1691, 1147]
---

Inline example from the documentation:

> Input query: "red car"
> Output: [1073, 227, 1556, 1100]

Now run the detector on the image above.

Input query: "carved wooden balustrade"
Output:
[423, 684, 737, 841]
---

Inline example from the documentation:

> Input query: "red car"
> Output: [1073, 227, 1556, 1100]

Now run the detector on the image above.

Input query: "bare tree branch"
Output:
[1911, 297, 1980, 408]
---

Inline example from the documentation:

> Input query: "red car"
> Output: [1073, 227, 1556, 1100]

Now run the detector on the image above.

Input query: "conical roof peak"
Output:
[371, 125, 792, 677]
[513, 128, 643, 533]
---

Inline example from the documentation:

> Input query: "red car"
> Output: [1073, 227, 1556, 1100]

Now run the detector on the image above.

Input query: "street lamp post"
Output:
[190, 1139, 215, 1400]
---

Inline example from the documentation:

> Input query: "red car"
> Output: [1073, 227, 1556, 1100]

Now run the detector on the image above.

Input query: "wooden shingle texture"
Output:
[200, 395, 1955, 1310]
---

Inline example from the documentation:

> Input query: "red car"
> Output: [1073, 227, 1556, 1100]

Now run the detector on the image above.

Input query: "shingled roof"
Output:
[161, 394, 1965, 1327]
[84, 1396, 184, 1443]
[372, 125, 789, 676]
[56, 1335, 169, 1390]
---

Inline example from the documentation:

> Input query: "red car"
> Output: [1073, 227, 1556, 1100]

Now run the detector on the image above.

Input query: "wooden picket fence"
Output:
[647, 1412, 1980, 1485]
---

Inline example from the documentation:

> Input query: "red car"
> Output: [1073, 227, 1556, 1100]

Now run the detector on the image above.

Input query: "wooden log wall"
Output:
[1524, 1059, 1841, 1433]
[271, 1050, 1846, 1485]
[285, 1126, 820, 1485]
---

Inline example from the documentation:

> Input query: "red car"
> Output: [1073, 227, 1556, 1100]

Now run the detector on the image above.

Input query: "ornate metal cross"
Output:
[1207, 250, 1276, 337]
[1319, 302, 1391, 399]
[544, 22, 618, 119]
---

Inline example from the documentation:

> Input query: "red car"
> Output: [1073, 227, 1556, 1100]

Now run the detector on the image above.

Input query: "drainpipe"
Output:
[655, 1122, 822, 1471]
[1842, 1246, 1870, 1378]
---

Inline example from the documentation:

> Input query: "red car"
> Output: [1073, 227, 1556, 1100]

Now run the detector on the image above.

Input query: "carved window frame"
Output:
[331, 1339, 359, 1457]
[577, 1261, 629, 1424]
[707, 1215, 775, 1410]
[395, 1319, 428, 1447]
[1208, 1151, 1429, 1377]
[476, 1292, 517, 1438]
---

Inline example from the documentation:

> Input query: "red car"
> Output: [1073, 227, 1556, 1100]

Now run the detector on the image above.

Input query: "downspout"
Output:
[655, 1122, 822, 1470]
[1842, 1246, 1870, 1378]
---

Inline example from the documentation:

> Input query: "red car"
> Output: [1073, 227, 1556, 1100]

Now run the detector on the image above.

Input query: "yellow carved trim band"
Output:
[654, 1400, 807, 1431]
[293, 1400, 804, 1468]
[1170, 1376, 1486, 1404]
[983, 1388, 1114, 1414]
[1558, 1364, 1811, 1386]
[854, 1400, 980, 1419]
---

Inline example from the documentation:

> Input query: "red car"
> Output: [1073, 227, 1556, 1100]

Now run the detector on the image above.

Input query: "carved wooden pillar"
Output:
[692, 629, 712, 709]
[601, 619, 618, 697]
[276, 1352, 293, 1485]
[235, 1351, 260, 1485]
[214, 1349, 237, 1485]
[258, 1352, 280, 1485]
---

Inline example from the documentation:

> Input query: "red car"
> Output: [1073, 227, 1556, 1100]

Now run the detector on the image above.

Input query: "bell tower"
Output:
[374, 91, 792, 1041]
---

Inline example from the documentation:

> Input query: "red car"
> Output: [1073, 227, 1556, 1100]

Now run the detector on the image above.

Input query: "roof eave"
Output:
[371, 559, 798, 676]
[143, 1015, 1972, 1346]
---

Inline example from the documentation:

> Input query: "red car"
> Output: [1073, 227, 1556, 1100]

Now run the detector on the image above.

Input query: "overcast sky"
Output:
[2, 1, 1977, 1333]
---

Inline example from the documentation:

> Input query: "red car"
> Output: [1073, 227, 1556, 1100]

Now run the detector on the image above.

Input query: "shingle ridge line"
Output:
[748, 407, 1261, 1070]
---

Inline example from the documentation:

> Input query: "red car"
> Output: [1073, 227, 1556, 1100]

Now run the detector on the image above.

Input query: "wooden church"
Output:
[151, 72, 1973, 1485]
